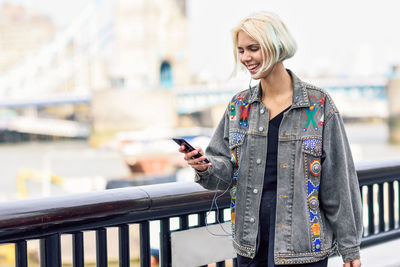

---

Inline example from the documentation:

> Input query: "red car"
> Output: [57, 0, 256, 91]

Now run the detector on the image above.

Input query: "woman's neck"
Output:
[260, 62, 292, 100]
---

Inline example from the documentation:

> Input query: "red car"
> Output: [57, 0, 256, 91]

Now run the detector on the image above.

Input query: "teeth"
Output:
[248, 65, 258, 70]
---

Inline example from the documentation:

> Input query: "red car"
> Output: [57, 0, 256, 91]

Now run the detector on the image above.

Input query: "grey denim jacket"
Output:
[195, 70, 363, 264]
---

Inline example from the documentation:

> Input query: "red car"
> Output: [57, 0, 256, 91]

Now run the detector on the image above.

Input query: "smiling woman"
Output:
[232, 11, 297, 79]
[179, 11, 362, 267]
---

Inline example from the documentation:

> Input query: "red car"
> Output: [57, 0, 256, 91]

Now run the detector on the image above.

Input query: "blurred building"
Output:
[0, 0, 193, 137]
[0, 4, 56, 72]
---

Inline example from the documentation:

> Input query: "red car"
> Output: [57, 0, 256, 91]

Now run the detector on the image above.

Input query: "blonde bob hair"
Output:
[232, 11, 297, 75]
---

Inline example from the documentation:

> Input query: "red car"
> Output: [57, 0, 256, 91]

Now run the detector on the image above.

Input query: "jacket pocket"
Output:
[302, 136, 324, 252]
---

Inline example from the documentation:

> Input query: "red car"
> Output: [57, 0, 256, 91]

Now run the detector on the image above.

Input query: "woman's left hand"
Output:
[343, 259, 361, 267]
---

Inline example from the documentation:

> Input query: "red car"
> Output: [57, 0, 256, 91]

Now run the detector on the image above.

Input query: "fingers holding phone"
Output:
[174, 138, 211, 172]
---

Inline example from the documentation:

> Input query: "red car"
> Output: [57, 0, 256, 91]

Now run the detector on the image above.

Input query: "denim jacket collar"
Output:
[248, 69, 311, 108]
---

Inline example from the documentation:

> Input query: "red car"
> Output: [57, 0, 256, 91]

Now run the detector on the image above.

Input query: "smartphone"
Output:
[172, 137, 210, 163]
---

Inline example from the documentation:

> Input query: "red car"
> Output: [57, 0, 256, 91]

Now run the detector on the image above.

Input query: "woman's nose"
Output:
[241, 51, 251, 62]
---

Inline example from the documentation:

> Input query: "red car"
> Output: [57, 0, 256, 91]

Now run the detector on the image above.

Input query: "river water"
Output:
[0, 121, 399, 201]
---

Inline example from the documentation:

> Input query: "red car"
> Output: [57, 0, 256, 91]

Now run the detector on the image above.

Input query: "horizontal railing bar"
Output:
[360, 228, 400, 248]
[0, 193, 230, 244]
[0, 182, 225, 235]
[357, 160, 400, 185]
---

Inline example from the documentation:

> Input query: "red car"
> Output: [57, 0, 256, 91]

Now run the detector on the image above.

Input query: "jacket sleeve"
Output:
[320, 112, 363, 263]
[194, 107, 233, 191]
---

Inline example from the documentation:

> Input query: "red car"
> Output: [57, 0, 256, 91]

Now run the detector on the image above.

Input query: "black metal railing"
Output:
[0, 160, 400, 266]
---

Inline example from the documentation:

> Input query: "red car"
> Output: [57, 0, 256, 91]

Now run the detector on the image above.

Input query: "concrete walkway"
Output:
[328, 238, 400, 267]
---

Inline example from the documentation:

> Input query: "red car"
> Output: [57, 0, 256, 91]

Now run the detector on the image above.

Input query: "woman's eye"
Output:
[238, 50, 244, 54]
[250, 47, 259, 52]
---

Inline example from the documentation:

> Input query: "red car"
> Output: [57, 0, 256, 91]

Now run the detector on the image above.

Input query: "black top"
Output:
[263, 106, 291, 191]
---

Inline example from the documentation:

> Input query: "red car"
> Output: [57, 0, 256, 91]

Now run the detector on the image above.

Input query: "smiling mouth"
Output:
[247, 64, 259, 73]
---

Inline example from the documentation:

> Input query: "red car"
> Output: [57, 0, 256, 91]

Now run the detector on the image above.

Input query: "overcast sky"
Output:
[1, 0, 400, 80]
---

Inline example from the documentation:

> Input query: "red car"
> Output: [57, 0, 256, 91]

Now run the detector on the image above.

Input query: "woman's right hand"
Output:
[178, 145, 211, 172]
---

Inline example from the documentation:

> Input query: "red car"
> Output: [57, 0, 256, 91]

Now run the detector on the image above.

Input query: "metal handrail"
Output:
[0, 182, 230, 243]
[0, 161, 399, 266]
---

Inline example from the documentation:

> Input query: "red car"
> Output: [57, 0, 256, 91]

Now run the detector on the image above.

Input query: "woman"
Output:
[179, 11, 362, 267]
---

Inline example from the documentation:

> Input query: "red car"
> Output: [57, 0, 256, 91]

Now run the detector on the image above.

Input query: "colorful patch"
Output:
[303, 95, 325, 131]
[233, 92, 246, 106]
[230, 185, 237, 200]
[304, 138, 322, 154]
[318, 114, 324, 127]
[309, 210, 319, 222]
[308, 180, 320, 196]
[231, 152, 238, 166]
[230, 132, 245, 146]
[233, 170, 239, 180]
[312, 223, 321, 235]
[314, 238, 321, 252]
[239, 104, 251, 127]
[309, 160, 321, 176]
[231, 211, 235, 224]
[230, 103, 236, 120]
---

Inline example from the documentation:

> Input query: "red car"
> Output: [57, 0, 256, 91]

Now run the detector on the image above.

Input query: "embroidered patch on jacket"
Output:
[239, 104, 251, 127]
[308, 180, 320, 196]
[309, 210, 319, 222]
[314, 238, 321, 252]
[231, 151, 238, 166]
[303, 138, 322, 154]
[233, 92, 246, 106]
[230, 103, 236, 120]
[309, 160, 321, 176]
[303, 95, 325, 131]
[307, 177, 322, 252]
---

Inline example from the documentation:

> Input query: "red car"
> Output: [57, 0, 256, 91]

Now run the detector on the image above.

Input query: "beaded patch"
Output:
[314, 238, 321, 252]
[312, 223, 320, 235]
[230, 132, 245, 146]
[309, 210, 319, 222]
[303, 138, 322, 155]
[308, 180, 319, 196]
[307, 178, 321, 252]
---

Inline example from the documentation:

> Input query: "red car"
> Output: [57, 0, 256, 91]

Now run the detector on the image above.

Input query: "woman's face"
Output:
[237, 31, 266, 80]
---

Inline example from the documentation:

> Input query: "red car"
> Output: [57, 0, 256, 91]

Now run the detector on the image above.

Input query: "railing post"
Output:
[367, 185, 374, 235]
[140, 221, 151, 267]
[40, 234, 61, 267]
[388, 181, 395, 230]
[96, 228, 108, 267]
[160, 218, 171, 267]
[378, 183, 385, 232]
[15, 240, 28, 267]
[118, 224, 130, 267]
[73, 232, 84, 267]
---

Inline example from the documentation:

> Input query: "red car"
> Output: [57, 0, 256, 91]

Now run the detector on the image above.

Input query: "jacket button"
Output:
[253, 188, 258, 194]
[309, 197, 319, 210]
[260, 109, 265, 114]
[249, 217, 255, 223]
[259, 126, 264, 132]
[256, 159, 261, 164]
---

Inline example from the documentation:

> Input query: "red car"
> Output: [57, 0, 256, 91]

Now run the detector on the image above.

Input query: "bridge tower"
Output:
[111, 0, 190, 90]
